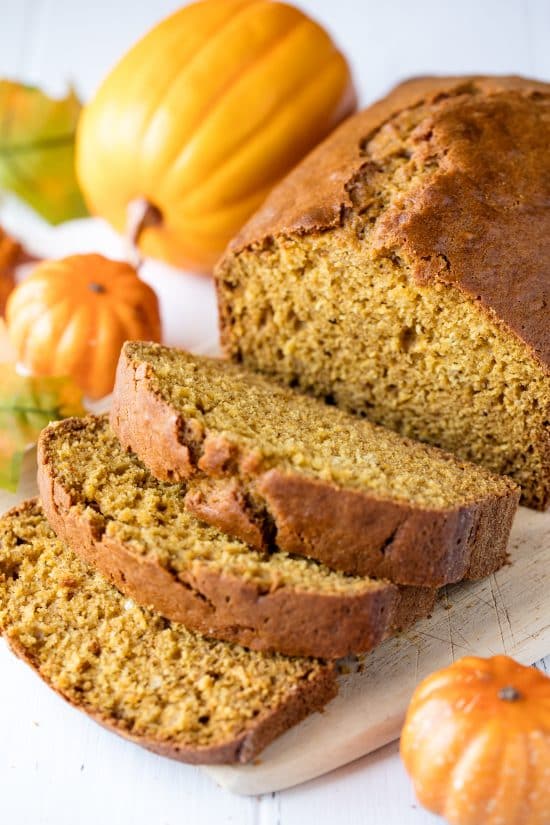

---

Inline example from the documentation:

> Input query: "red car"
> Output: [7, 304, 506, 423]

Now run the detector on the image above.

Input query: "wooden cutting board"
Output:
[207, 505, 550, 794]
[2, 450, 549, 796]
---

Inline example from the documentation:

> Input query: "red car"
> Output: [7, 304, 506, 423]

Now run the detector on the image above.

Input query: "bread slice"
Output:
[215, 75, 550, 509]
[110, 342, 518, 588]
[0, 500, 336, 764]
[37, 416, 436, 659]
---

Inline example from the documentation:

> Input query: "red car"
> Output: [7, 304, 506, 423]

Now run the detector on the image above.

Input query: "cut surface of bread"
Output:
[111, 342, 518, 587]
[38, 416, 436, 658]
[216, 75, 550, 509]
[0, 500, 336, 764]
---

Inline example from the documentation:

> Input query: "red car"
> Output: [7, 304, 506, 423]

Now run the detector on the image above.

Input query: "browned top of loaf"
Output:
[223, 75, 550, 370]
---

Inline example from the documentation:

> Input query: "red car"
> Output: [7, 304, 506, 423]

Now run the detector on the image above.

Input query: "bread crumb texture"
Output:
[127, 342, 514, 510]
[218, 86, 550, 508]
[42, 416, 380, 596]
[0, 501, 330, 753]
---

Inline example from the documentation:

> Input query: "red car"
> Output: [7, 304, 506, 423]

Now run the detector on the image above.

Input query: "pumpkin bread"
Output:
[37, 416, 436, 659]
[111, 342, 518, 588]
[0, 500, 336, 764]
[216, 75, 550, 509]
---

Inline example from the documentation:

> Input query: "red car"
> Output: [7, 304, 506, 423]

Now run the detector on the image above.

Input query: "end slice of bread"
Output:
[215, 77, 550, 509]
[110, 342, 519, 587]
[37, 416, 436, 659]
[0, 501, 337, 765]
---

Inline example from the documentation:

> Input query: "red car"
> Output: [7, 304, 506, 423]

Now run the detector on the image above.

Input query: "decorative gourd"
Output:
[0, 226, 31, 316]
[76, 0, 356, 274]
[6, 254, 161, 399]
[401, 656, 550, 825]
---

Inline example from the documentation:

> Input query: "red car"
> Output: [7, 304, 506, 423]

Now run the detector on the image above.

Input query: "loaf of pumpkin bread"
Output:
[37, 416, 436, 659]
[0, 500, 336, 764]
[111, 341, 518, 587]
[216, 75, 550, 509]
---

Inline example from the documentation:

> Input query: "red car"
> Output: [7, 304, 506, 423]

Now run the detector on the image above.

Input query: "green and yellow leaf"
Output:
[0, 364, 84, 491]
[0, 80, 88, 224]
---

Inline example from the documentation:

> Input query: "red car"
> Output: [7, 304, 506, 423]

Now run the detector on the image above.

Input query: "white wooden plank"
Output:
[523, 0, 550, 77]
[277, 740, 442, 825]
[3, 0, 548, 107]
[0, 0, 37, 80]
[5, 0, 185, 98]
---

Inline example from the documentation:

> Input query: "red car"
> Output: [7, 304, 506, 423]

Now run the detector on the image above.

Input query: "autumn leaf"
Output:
[0, 80, 88, 224]
[0, 364, 84, 491]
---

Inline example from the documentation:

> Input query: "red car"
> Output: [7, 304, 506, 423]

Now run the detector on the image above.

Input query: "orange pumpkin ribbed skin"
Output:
[76, 0, 356, 274]
[401, 656, 550, 825]
[6, 254, 161, 399]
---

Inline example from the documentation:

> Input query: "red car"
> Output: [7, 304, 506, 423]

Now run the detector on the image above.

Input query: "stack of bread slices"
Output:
[0, 338, 518, 765]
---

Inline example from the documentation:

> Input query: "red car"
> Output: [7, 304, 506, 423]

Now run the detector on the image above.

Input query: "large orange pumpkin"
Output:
[6, 254, 161, 399]
[76, 0, 356, 274]
[401, 655, 550, 825]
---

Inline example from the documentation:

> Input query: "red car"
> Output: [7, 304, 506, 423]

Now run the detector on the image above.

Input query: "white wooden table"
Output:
[1, 2, 549, 823]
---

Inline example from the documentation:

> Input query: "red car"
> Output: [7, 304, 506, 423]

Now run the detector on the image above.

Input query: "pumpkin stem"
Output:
[498, 685, 522, 701]
[89, 282, 106, 294]
[126, 198, 163, 268]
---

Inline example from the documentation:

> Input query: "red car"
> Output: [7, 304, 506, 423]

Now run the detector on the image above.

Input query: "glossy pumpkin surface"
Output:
[401, 655, 550, 825]
[76, 0, 356, 273]
[6, 254, 161, 399]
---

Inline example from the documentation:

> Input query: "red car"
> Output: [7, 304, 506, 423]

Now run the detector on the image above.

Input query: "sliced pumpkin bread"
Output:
[110, 341, 519, 587]
[0, 500, 336, 764]
[37, 416, 436, 659]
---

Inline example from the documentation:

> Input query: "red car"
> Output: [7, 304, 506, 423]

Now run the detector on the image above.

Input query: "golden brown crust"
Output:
[255, 469, 517, 586]
[37, 425, 434, 659]
[0, 500, 337, 765]
[111, 348, 518, 587]
[219, 74, 550, 371]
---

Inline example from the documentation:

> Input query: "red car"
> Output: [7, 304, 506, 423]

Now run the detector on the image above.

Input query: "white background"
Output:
[0, 1, 549, 823]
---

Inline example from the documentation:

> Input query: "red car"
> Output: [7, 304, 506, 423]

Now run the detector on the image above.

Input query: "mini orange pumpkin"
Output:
[6, 253, 161, 399]
[401, 655, 550, 825]
[0, 226, 31, 316]
[76, 0, 356, 274]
